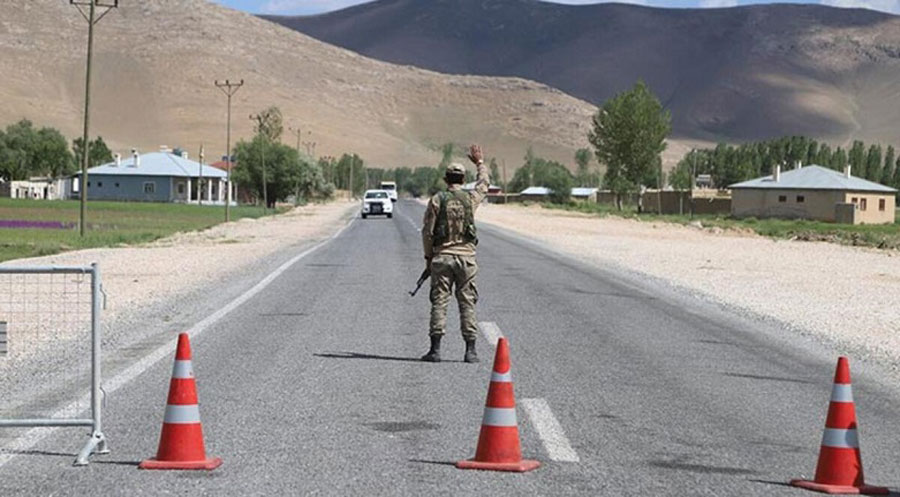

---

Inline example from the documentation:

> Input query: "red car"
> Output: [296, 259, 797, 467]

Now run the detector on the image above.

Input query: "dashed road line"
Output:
[0, 218, 355, 470]
[521, 398, 581, 463]
[398, 210, 420, 232]
[478, 321, 503, 347]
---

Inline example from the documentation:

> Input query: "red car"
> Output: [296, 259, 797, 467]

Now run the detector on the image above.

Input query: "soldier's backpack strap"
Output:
[433, 191, 450, 247]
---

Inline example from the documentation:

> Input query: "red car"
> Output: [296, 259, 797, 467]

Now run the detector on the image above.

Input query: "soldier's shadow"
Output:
[314, 351, 465, 364]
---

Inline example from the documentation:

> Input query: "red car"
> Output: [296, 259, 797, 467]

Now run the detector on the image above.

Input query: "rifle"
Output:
[409, 268, 430, 297]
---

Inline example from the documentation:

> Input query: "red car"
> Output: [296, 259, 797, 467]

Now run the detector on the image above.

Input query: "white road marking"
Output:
[478, 321, 503, 347]
[398, 210, 420, 232]
[521, 398, 580, 463]
[0, 218, 355, 469]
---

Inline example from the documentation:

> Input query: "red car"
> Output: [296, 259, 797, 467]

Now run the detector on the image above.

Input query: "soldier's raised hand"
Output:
[467, 144, 483, 164]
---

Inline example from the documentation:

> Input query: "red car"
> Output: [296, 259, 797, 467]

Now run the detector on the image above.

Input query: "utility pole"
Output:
[71, 0, 118, 237]
[249, 113, 271, 211]
[348, 157, 354, 200]
[502, 159, 508, 204]
[198, 144, 204, 206]
[289, 127, 302, 155]
[215, 79, 243, 221]
[288, 127, 302, 206]
[304, 141, 316, 157]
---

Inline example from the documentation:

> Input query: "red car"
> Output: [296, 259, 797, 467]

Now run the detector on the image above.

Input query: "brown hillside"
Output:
[0, 0, 596, 169]
[267, 0, 900, 148]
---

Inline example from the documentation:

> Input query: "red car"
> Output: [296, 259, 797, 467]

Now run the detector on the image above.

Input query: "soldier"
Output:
[421, 144, 490, 363]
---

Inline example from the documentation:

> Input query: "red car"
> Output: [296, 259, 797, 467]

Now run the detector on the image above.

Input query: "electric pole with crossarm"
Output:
[70, 0, 118, 236]
[215, 79, 243, 221]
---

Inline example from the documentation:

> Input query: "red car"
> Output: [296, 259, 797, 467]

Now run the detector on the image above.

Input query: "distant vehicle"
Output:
[362, 190, 393, 219]
[380, 181, 398, 202]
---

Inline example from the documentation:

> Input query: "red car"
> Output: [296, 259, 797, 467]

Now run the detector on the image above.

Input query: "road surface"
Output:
[1, 199, 899, 495]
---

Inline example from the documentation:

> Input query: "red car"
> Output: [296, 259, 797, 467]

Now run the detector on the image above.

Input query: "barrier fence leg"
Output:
[74, 263, 108, 466]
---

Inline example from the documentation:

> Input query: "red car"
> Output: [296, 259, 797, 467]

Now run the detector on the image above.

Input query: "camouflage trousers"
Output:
[429, 254, 479, 341]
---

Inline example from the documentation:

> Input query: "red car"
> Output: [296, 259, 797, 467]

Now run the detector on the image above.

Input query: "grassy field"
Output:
[0, 199, 284, 263]
[542, 201, 900, 250]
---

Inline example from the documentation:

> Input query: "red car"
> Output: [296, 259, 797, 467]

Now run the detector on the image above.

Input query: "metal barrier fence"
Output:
[0, 264, 106, 466]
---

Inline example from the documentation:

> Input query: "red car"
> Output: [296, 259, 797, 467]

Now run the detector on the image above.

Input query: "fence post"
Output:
[74, 263, 108, 465]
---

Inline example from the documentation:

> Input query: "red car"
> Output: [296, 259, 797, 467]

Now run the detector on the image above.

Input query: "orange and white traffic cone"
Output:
[456, 337, 540, 472]
[790, 357, 886, 494]
[139, 333, 222, 470]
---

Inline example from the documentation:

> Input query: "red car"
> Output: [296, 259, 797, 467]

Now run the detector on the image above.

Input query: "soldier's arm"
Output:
[467, 145, 490, 209]
[422, 196, 438, 260]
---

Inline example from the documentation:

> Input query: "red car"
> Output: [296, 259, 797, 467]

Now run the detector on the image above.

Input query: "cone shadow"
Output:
[723, 372, 815, 384]
[409, 458, 457, 467]
[314, 352, 464, 363]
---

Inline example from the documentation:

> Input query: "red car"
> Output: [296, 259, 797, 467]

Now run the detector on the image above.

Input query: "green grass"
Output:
[539, 201, 900, 250]
[0, 199, 287, 263]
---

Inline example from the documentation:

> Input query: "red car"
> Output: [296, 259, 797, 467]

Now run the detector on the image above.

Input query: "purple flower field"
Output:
[0, 219, 76, 230]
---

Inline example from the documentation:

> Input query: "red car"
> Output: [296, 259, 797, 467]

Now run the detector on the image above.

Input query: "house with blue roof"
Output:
[79, 149, 234, 204]
[729, 164, 897, 224]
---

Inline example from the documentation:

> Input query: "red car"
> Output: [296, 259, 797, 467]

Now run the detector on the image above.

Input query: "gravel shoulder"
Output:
[477, 203, 900, 365]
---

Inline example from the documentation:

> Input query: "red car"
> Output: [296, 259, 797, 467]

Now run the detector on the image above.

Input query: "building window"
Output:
[778, 195, 787, 203]
[177, 183, 185, 195]
[879, 198, 886, 211]
[143, 182, 156, 194]
[97, 182, 103, 188]
[796, 195, 804, 203]
[115, 183, 120, 188]
[852, 197, 858, 204]
[87, 182, 91, 187]
[860, 198, 867, 211]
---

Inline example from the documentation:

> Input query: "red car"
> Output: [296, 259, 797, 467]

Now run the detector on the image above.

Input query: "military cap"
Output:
[446, 163, 466, 175]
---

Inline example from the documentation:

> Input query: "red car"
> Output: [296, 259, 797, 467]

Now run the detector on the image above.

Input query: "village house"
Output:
[81, 149, 235, 204]
[729, 164, 897, 224]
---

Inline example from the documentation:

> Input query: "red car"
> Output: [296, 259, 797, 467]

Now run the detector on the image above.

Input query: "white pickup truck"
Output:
[361, 190, 393, 219]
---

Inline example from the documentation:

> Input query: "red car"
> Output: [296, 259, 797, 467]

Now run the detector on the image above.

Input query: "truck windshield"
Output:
[366, 192, 388, 199]
[380, 183, 396, 190]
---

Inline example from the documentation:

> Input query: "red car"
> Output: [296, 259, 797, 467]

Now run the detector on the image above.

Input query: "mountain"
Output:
[265, 0, 900, 148]
[0, 0, 596, 169]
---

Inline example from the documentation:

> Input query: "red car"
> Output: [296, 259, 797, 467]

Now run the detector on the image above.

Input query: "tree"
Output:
[881, 146, 895, 186]
[574, 148, 592, 186]
[589, 80, 671, 210]
[543, 161, 575, 204]
[865, 144, 883, 181]
[893, 155, 900, 190]
[252, 106, 283, 142]
[848, 141, 865, 177]
[72, 136, 113, 171]
[232, 135, 330, 207]
[0, 120, 74, 181]
[489, 158, 501, 189]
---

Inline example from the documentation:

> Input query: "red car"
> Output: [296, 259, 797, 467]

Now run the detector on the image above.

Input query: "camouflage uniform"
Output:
[422, 161, 489, 341]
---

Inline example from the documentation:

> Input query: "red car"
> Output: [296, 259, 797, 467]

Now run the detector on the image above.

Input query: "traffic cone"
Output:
[456, 337, 540, 472]
[139, 333, 222, 470]
[790, 357, 886, 494]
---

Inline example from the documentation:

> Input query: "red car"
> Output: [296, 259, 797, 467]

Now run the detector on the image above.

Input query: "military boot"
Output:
[421, 336, 441, 362]
[464, 339, 479, 363]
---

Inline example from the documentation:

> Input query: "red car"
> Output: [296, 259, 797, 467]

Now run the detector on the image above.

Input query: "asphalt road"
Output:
[2, 199, 900, 496]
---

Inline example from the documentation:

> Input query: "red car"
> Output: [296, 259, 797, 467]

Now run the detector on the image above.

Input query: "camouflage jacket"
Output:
[422, 161, 489, 258]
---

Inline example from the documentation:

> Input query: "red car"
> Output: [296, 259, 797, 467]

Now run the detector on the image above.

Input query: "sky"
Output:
[212, 0, 900, 15]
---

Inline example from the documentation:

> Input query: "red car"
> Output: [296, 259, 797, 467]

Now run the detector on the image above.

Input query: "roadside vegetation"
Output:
[541, 201, 900, 250]
[0, 199, 284, 262]
[673, 136, 900, 191]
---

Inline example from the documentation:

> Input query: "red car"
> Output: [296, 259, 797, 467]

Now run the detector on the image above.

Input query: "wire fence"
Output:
[0, 270, 93, 359]
[0, 265, 107, 466]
